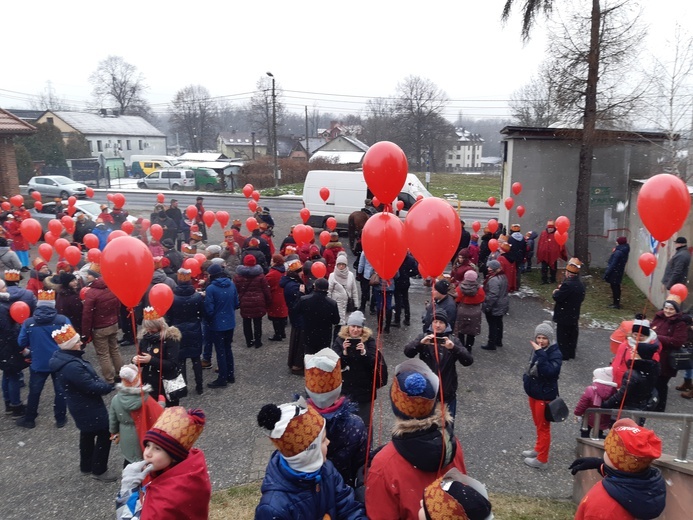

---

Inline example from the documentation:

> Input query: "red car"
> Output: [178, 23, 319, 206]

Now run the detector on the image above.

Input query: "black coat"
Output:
[523, 343, 562, 401]
[280, 273, 304, 327]
[166, 284, 205, 359]
[296, 291, 340, 354]
[552, 275, 585, 324]
[395, 252, 418, 289]
[603, 243, 630, 285]
[332, 326, 377, 403]
[137, 328, 181, 396]
[603, 358, 659, 411]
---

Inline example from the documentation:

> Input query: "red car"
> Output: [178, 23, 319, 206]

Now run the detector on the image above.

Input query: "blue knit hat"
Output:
[390, 359, 439, 420]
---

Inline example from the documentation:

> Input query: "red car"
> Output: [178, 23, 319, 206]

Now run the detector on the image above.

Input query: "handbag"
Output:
[545, 397, 569, 423]
[369, 272, 381, 286]
[346, 297, 357, 313]
[669, 346, 693, 371]
[162, 372, 188, 401]
[374, 350, 388, 389]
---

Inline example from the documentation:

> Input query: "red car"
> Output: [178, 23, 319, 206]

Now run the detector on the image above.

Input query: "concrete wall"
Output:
[0, 137, 20, 198]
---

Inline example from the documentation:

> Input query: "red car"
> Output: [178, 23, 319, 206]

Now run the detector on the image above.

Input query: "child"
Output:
[574, 367, 617, 438]
[116, 407, 210, 519]
[255, 399, 367, 520]
[454, 270, 486, 353]
[419, 468, 493, 520]
[611, 316, 659, 388]
[109, 364, 163, 466]
[48, 324, 116, 481]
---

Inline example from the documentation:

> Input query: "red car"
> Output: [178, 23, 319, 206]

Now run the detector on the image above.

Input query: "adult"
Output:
[73, 214, 95, 246]
[450, 248, 475, 285]
[243, 226, 272, 264]
[661, 236, 691, 290]
[522, 322, 562, 469]
[204, 263, 239, 388]
[233, 254, 271, 349]
[508, 223, 526, 287]
[328, 252, 358, 338]
[454, 270, 486, 352]
[3, 269, 36, 311]
[281, 256, 306, 375]
[422, 279, 457, 333]
[0, 237, 22, 275]
[480, 260, 509, 351]
[26, 258, 52, 297]
[110, 205, 129, 227]
[3, 214, 29, 269]
[355, 251, 375, 315]
[194, 196, 207, 241]
[536, 220, 567, 285]
[0, 279, 26, 416]
[278, 226, 295, 255]
[229, 219, 247, 249]
[603, 236, 630, 309]
[164, 199, 184, 249]
[265, 254, 288, 342]
[156, 210, 177, 244]
[241, 237, 269, 274]
[296, 278, 340, 355]
[97, 205, 115, 228]
[552, 257, 586, 360]
[92, 220, 111, 250]
[451, 219, 471, 266]
[322, 232, 346, 276]
[393, 251, 418, 328]
[55, 272, 83, 336]
[161, 238, 184, 275]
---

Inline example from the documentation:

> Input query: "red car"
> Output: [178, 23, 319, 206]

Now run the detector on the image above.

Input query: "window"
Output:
[457, 145, 461, 151]
[97, 140, 103, 152]
[185, 171, 195, 179]
[117, 140, 122, 150]
[456, 155, 461, 160]
[139, 140, 143, 150]
[126, 140, 131, 150]
[148, 172, 160, 179]
[47, 117, 54, 124]
[88, 141, 93, 152]
[448, 154, 452, 160]
[162, 171, 181, 179]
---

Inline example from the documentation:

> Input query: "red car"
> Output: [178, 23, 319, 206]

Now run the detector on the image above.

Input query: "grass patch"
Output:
[210, 481, 576, 519]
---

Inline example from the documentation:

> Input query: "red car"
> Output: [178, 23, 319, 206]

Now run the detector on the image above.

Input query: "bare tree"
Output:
[248, 76, 285, 157]
[31, 81, 68, 111]
[89, 56, 148, 115]
[361, 97, 397, 145]
[169, 85, 219, 152]
[509, 64, 564, 126]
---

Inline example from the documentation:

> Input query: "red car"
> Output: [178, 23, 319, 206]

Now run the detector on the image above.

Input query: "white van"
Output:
[302, 170, 433, 229]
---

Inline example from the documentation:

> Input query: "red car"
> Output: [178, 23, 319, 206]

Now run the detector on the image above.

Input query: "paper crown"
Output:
[177, 268, 192, 283]
[38, 289, 56, 301]
[258, 403, 325, 458]
[143, 407, 206, 461]
[51, 324, 80, 349]
[224, 229, 235, 238]
[304, 349, 342, 408]
[190, 231, 203, 239]
[4, 269, 21, 282]
[182, 244, 196, 254]
[423, 469, 493, 520]
[390, 359, 440, 420]
[232, 219, 241, 227]
[566, 258, 582, 273]
[88, 263, 101, 274]
[143, 306, 160, 321]
[604, 418, 661, 473]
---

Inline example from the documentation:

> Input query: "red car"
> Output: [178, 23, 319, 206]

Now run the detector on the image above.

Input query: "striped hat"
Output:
[37, 289, 56, 307]
[304, 349, 342, 409]
[143, 407, 206, 461]
[51, 324, 80, 350]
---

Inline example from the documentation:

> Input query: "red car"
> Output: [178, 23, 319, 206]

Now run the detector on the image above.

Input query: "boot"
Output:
[675, 378, 693, 391]
[11, 404, 26, 417]
[682, 388, 693, 399]
[4, 401, 11, 415]
[384, 310, 392, 333]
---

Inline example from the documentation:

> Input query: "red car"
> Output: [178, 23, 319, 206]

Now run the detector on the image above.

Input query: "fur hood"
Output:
[392, 405, 451, 436]
[325, 241, 343, 250]
[337, 325, 373, 342]
[115, 383, 153, 394]
[139, 325, 182, 342]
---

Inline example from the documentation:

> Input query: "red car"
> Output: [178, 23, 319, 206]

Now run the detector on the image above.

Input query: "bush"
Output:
[238, 157, 354, 191]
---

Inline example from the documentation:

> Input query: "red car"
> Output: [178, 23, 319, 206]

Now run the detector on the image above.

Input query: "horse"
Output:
[348, 210, 370, 254]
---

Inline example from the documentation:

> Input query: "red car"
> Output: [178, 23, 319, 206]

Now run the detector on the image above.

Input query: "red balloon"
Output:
[10, 194, 24, 207]
[107, 193, 114, 202]
[363, 141, 408, 205]
[80, 287, 89, 300]
[517, 205, 526, 218]
[251, 190, 260, 202]
[670, 283, 688, 302]
[64, 245, 82, 266]
[246, 217, 258, 232]
[487, 197, 496, 207]
[487, 219, 498, 234]
[203, 210, 216, 228]
[83, 233, 99, 250]
[311, 262, 327, 279]
[67, 206, 77, 217]
[54, 238, 70, 256]
[108, 230, 127, 243]
[319, 230, 331, 246]
[194, 253, 207, 265]
[140, 219, 151, 233]
[216, 211, 230, 228]
[101, 236, 154, 308]
[39, 243, 53, 263]
[512, 182, 523, 196]
[31, 191, 42, 201]
[157, 193, 165, 204]
[48, 219, 63, 236]
[112, 193, 126, 209]
[242, 184, 254, 198]
[638, 252, 657, 276]
[320, 187, 330, 202]
[34, 201, 43, 211]
[85, 187, 94, 198]
[149, 283, 174, 316]
[292, 224, 314, 247]
[248, 200, 258, 213]
[61, 215, 74, 233]
[416, 195, 423, 201]
[87, 248, 101, 263]
[67, 196, 77, 207]
[44, 231, 57, 246]
[183, 257, 201, 277]
[121, 221, 134, 235]
[326, 217, 337, 231]
[504, 197, 514, 210]
[150, 224, 163, 241]
[0, 201, 9, 211]
[637, 173, 691, 242]
[185, 205, 198, 221]
[10, 301, 31, 324]
[404, 198, 461, 278]
[555, 231, 568, 246]
[472, 221, 481, 233]
[555, 216, 571, 234]
[20, 218, 42, 244]
[372, 197, 381, 208]
[396, 200, 405, 212]
[362, 213, 408, 280]
[488, 239, 499, 252]
[300, 208, 311, 224]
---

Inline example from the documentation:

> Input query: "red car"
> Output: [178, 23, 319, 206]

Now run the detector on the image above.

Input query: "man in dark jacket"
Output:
[603, 236, 630, 309]
[72, 214, 95, 247]
[243, 228, 272, 264]
[393, 252, 418, 327]
[162, 238, 184, 276]
[241, 237, 269, 274]
[164, 199, 185, 249]
[552, 257, 586, 360]
[296, 278, 340, 355]
[661, 236, 691, 290]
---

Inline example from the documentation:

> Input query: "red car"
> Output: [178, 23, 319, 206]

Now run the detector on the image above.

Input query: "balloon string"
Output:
[430, 285, 447, 476]
[363, 283, 385, 481]
[129, 307, 147, 441]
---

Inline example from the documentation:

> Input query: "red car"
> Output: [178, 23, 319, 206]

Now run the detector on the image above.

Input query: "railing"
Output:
[582, 408, 693, 463]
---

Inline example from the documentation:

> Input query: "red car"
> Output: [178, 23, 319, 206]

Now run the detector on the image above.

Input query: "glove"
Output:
[120, 461, 154, 494]
[569, 457, 602, 475]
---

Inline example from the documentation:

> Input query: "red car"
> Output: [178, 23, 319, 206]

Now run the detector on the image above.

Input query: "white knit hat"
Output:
[593, 367, 617, 387]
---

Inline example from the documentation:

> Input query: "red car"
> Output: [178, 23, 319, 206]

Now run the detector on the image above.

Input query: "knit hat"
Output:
[143, 306, 160, 321]
[510, 223, 521, 232]
[305, 348, 343, 409]
[4, 269, 21, 283]
[593, 367, 617, 388]
[51, 324, 81, 350]
[390, 359, 440, 420]
[190, 230, 203, 240]
[636, 341, 658, 361]
[329, 232, 339, 242]
[243, 254, 257, 267]
[616, 236, 627, 245]
[285, 255, 302, 272]
[272, 254, 285, 265]
[314, 278, 329, 292]
[664, 294, 682, 312]
[534, 321, 554, 344]
[347, 310, 366, 327]
[257, 401, 326, 473]
[675, 237, 687, 245]
[143, 407, 206, 462]
[463, 270, 478, 282]
[487, 260, 501, 271]
[336, 252, 348, 266]
[457, 248, 470, 259]
[210, 257, 226, 266]
[161, 238, 175, 249]
[119, 364, 140, 384]
[206, 244, 222, 256]
[177, 268, 192, 284]
[37, 289, 56, 307]
[566, 257, 582, 274]
[207, 263, 223, 277]
[431, 308, 449, 326]
[422, 468, 493, 520]
[603, 418, 661, 473]
[434, 279, 450, 295]
[58, 272, 76, 288]
[632, 316, 651, 337]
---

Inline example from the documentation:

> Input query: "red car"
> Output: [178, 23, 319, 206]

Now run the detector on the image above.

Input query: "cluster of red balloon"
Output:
[554, 216, 570, 246]
[487, 183, 525, 218]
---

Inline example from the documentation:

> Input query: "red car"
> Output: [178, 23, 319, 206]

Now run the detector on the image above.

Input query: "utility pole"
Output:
[267, 72, 279, 194]
[305, 105, 309, 157]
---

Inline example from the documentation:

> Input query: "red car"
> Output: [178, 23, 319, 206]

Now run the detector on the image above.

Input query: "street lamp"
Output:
[266, 71, 279, 194]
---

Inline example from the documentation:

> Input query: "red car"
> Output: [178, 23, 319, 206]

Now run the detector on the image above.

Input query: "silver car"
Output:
[28, 200, 136, 231]
[27, 175, 88, 199]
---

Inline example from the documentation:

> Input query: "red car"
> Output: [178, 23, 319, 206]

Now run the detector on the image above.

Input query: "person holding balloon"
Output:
[480, 260, 509, 351]
[26, 258, 52, 297]
[92, 220, 111, 251]
[3, 269, 36, 312]
[3, 214, 30, 270]
[536, 220, 567, 285]
[661, 237, 691, 291]
[1, 279, 28, 417]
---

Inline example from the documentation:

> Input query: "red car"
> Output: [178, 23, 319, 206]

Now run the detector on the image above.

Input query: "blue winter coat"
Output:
[280, 273, 304, 327]
[49, 349, 112, 432]
[255, 451, 367, 520]
[523, 343, 562, 401]
[167, 284, 205, 358]
[204, 276, 239, 332]
[7, 285, 37, 312]
[603, 243, 630, 284]
[18, 306, 71, 372]
[92, 226, 111, 251]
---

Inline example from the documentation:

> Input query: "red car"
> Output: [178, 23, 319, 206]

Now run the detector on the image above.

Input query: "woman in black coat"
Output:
[54, 272, 84, 335]
[603, 237, 630, 309]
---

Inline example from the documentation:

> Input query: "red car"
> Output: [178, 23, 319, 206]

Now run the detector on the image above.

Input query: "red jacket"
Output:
[233, 265, 271, 319]
[650, 311, 688, 378]
[499, 254, 517, 292]
[536, 229, 567, 265]
[265, 266, 288, 318]
[82, 278, 120, 333]
[322, 242, 345, 276]
[575, 481, 635, 520]
[4, 220, 28, 251]
[455, 285, 485, 305]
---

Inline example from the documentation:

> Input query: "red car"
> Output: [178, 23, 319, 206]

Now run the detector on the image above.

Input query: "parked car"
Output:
[27, 175, 88, 199]
[137, 168, 196, 190]
[28, 200, 136, 231]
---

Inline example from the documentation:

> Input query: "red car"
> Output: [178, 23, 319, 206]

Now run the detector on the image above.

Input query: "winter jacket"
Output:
[281, 273, 304, 327]
[574, 381, 617, 430]
[243, 232, 271, 263]
[537, 228, 567, 265]
[603, 358, 660, 412]
[163, 248, 184, 275]
[404, 331, 473, 403]
[508, 231, 526, 265]
[454, 282, 485, 336]
[524, 231, 538, 259]
[661, 245, 691, 289]
[4, 220, 28, 251]
[422, 294, 457, 333]
[450, 261, 475, 284]
[82, 277, 120, 334]
[265, 265, 288, 318]
[307, 397, 368, 488]
[296, 290, 340, 354]
[603, 243, 630, 285]
[109, 384, 156, 463]
[49, 349, 112, 432]
[18, 306, 71, 372]
[73, 220, 95, 245]
[322, 241, 345, 276]
[552, 275, 585, 324]
[328, 269, 358, 325]
[255, 451, 367, 520]
[204, 276, 239, 332]
[499, 254, 517, 292]
[56, 286, 83, 335]
[234, 264, 271, 319]
[650, 310, 688, 378]
[365, 408, 467, 520]
[332, 326, 378, 403]
[0, 246, 22, 273]
[7, 285, 37, 312]
[575, 466, 666, 520]
[25, 270, 47, 297]
[0, 316, 26, 373]
[483, 272, 509, 316]
[92, 226, 111, 250]
[395, 253, 418, 289]
[137, 328, 181, 394]
[611, 334, 660, 389]
[523, 343, 562, 401]
[166, 284, 205, 359]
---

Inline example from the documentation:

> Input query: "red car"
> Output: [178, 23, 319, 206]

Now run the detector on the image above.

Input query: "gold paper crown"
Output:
[232, 219, 241, 227]
[190, 231, 203, 239]
[4, 269, 20, 282]
[38, 289, 56, 301]
[51, 324, 78, 346]
[182, 244, 196, 254]
[305, 360, 342, 395]
[224, 229, 235, 238]
[390, 375, 436, 419]
[665, 294, 682, 305]
[177, 268, 192, 283]
[566, 257, 582, 273]
[89, 263, 101, 273]
[143, 306, 160, 321]
[423, 476, 468, 519]
[271, 406, 325, 458]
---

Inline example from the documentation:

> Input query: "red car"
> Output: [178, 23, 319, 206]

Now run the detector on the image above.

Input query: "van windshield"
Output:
[406, 176, 433, 198]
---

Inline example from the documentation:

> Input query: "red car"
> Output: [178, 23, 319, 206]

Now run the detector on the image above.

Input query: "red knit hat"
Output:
[243, 254, 256, 267]
[604, 418, 661, 472]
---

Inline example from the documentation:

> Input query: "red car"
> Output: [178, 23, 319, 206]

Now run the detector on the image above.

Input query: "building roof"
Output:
[299, 137, 326, 154]
[218, 132, 267, 147]
[500, 125, 673, 143]
[48, 111, 165, 137]
[454, 128, 484, 143]
[312, 135, 370, 154]
[277, 136, 307, 158]
[5, 109, 45, 123]
[177, 152, 229, 162]
[309, 150, 365, 164]
[0, 108, 36, 135]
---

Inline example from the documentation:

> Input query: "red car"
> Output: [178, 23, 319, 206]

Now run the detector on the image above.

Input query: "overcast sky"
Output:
[2, 0, 691, 121]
